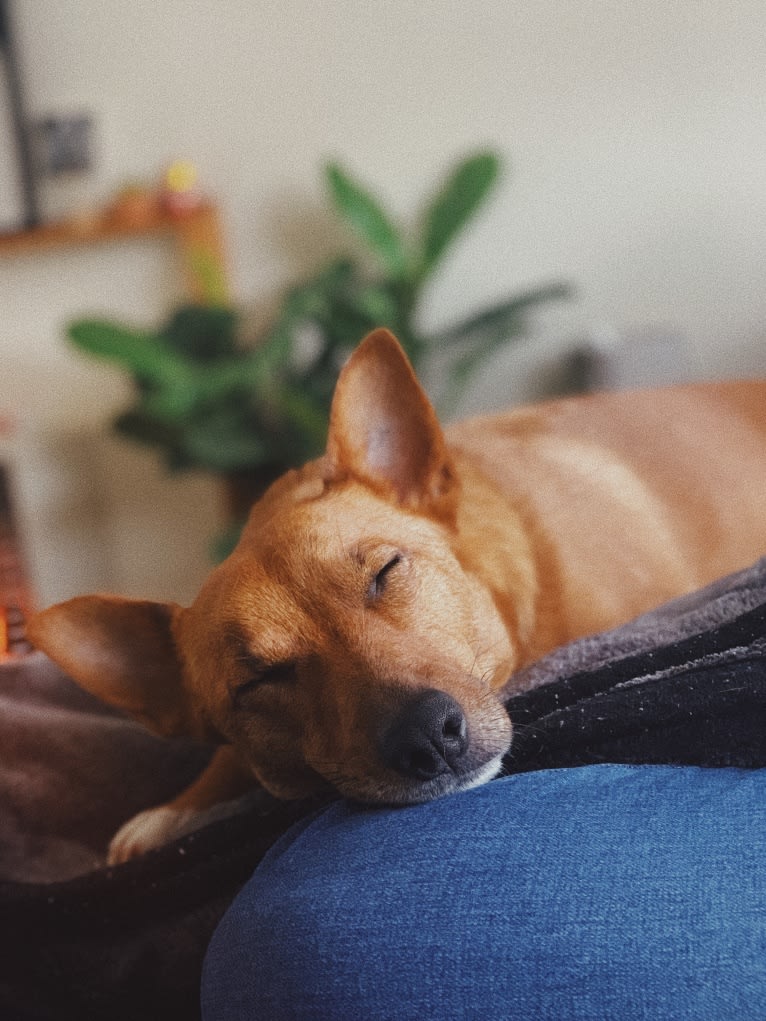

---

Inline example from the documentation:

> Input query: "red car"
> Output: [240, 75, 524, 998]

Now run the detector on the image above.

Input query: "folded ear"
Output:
[326, 329, 457, 518]
[27, 595, 195, 738]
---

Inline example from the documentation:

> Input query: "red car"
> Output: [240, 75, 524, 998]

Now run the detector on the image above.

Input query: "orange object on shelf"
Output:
[0, 200, 229, 305]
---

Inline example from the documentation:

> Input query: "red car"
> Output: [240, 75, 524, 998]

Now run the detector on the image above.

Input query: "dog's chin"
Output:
[338, 753, 506, 807]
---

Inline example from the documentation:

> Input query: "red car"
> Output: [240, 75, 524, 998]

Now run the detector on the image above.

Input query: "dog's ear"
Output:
[27, 596, 196, 738]
[326, 329, 457, 517]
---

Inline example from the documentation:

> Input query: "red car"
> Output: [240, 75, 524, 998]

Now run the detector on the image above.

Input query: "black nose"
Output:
[381, 689, 468, 780]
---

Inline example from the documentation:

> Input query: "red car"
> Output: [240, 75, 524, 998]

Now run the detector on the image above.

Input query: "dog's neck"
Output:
[448, 452, 553, 672]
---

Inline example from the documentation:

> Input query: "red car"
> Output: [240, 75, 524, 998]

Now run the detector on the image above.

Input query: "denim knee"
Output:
[202, 765, 766, 1021]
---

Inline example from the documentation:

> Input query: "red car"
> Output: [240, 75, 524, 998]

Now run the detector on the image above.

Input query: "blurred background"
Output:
[1, 0, 765, 617]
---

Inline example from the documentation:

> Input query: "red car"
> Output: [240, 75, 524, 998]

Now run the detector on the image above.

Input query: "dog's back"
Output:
[449, 380, 766, 659]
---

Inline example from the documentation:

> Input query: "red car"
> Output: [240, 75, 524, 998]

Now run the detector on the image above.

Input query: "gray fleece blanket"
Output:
[501, 556, 766, 774]
[511, 554, 766, 692]
[0, 657, 211, 882]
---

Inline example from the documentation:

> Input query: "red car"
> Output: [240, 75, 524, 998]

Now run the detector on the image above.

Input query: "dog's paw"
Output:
[107, 805, 197, 865]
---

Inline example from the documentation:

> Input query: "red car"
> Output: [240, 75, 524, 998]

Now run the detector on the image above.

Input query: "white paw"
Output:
[107, 805, 197, 865]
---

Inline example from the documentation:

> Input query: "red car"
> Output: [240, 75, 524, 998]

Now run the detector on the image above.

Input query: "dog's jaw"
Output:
[323, 752, 509, 807]
[457, 753, 507, 792]
[392, 752, 509, 805]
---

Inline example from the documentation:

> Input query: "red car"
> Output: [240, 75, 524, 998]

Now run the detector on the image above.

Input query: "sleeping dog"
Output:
[29, 329, 766, 862]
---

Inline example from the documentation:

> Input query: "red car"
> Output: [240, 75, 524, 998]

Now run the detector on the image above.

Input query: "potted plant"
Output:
[68, 151, 572, 555]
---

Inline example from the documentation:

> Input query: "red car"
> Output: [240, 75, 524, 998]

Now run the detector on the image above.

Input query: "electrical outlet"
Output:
[34, 112, 94, 176]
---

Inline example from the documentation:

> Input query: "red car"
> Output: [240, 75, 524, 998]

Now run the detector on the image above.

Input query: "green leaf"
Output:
[348, 283, 399, 326]
[181, 412, 271, 471]
[430, 282, 574, 409]
[68, 319, 195, 388]
[134, 383, 199, 421]
[114, 408, 182, 454]
[211, 519, 247, 562]
[432, 283, 573, 348]
[326, 163, 408, 278]
[161, 304, 240, 361]
[418, 151, 500, 279]
[277, 385, 329, 452]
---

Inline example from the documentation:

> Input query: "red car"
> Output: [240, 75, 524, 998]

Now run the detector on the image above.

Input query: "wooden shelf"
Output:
[0, 201, 229, 303]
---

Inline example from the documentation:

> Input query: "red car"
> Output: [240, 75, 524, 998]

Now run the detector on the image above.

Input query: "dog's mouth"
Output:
[365, 752, 507, 806]
[323, 751, 508, 807]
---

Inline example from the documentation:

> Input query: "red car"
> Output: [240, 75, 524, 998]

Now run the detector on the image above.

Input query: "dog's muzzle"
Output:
[380, 688, 469, 781]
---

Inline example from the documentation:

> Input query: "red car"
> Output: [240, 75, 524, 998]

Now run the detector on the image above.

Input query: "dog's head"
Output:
[28, 330, 515, 804]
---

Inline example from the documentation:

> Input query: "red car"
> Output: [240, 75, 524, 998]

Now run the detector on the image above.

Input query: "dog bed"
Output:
[1, 558, 765, 1020]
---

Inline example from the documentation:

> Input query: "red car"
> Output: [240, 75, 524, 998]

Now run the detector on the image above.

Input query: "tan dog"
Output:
[29, 329, 766, 863]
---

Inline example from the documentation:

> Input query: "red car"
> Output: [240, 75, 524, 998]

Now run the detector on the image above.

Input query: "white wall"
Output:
[2, 0, 765, 605]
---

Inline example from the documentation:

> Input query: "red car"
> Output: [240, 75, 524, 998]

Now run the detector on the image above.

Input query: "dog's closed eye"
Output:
[232, 660, 297, 706]
[367, 553, 403, 601]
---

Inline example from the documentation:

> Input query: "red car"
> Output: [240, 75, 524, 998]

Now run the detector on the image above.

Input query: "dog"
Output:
[28, 328, 766, 863]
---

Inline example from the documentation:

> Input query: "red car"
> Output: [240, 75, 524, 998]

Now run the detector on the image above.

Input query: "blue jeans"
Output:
[202, 765, 766, 1020]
